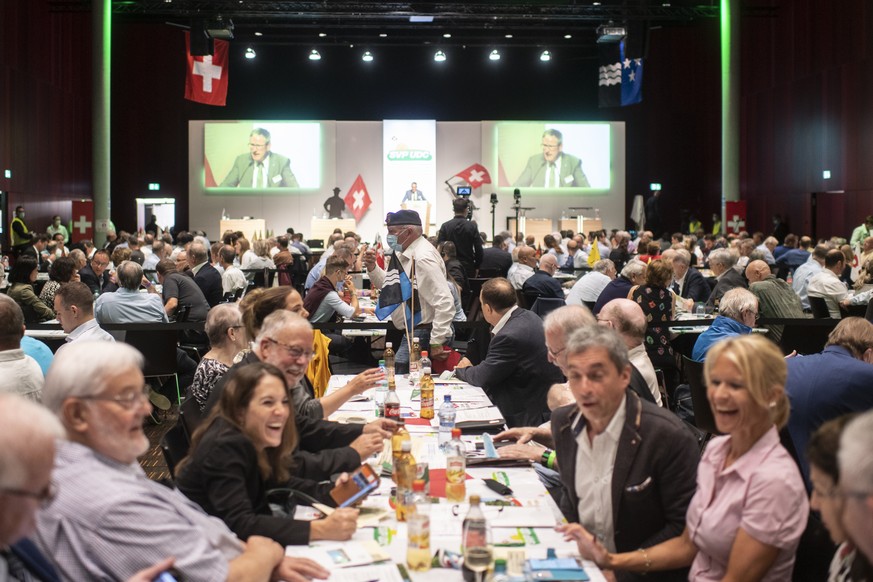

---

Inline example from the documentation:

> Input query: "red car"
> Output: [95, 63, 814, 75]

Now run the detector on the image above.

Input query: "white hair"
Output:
[839, 410, 873, 494]
[42, 342, 144, 415]
[0, 393, 64, 489]
[254, 310, 312, 352]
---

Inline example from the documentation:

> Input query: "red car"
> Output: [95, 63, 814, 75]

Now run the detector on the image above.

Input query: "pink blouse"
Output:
[686, 426, 809, 581]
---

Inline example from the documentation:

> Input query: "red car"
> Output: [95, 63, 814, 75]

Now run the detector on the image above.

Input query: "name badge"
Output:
[272, 175, 283, 184]
[563, 175, 574, 185]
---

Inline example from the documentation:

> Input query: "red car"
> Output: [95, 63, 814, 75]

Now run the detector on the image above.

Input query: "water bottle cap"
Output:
[423, 367, 431, 374]
[444, 394, 451, 402]
[386, 342, 392, 348]
[401, 440, 412, 451]
[412, 479, 425, 492]
[469, 495, 481, 505]
[451, 428, 461, 438]
[378, 359, 385, 365]
[421, 350, 428, 357]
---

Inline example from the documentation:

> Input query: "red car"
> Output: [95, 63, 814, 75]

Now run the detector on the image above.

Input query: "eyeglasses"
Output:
[547, 345, 567, 358]
[248, 142, 269, 149]
[78, 386, 150, 409]
[541, 143, 560, 150]
[92, 261, 109, 268]
[266, 338, 314, 361]
[0, 481, 57, 507]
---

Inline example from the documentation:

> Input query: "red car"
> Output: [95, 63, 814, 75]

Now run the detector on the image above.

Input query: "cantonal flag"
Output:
[344, 175, 372, 222]
[185, 32, 229, 106]
[454, 164, 492, 189]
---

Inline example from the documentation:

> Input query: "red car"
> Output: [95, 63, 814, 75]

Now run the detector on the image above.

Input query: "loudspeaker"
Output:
[189, 20, 214, 57]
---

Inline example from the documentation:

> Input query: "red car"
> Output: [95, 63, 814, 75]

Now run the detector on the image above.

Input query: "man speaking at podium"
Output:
[514, 128, 590, 188]
[220, 127, 299, 188]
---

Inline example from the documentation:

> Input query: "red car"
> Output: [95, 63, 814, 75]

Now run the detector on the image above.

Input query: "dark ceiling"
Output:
[48, 1, 738, 51]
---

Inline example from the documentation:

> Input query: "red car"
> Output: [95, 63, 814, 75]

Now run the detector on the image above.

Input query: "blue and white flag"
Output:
[375, 253, 422, 326]
[598, 39, 643, 107]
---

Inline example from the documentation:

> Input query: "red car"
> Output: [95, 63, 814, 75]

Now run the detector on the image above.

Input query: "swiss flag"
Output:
[344, 175, 372, 222]
[454, 163, 492, 189]
[725, 200, 747, 235]
[185, 32, 229, 106]
[70, 200, 94, 243]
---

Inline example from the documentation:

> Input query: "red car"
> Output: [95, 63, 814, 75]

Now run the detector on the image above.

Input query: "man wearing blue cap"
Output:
[363, 210, 455, 372]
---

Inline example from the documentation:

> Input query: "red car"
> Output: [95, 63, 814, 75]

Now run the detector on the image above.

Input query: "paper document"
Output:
[284, 540, 389, 570]
[325, 563, 407, 582]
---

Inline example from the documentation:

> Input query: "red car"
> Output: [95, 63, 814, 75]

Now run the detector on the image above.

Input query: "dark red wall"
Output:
[0, 1, 92, 244]
[741, 0, 873, 240]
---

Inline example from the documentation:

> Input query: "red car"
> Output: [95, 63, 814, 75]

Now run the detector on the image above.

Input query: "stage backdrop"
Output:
[188, 120, 626, 244]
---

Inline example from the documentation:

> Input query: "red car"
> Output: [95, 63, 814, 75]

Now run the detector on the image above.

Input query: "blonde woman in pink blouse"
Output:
[562, 334, 809, 581]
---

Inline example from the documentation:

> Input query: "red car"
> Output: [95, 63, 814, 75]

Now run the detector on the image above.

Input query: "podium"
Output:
[310, 218, 357, 247]
[401, 200, 432, 235]
[506, 217, 553, 246]
[220, 219, 266, 241]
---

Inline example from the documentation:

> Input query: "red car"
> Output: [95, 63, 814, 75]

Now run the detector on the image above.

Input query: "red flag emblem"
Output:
[344, 175, 372, 222]
[454, 163, 492, 189]
[70, 200, 94, 243]
[185, 32, 229, 106]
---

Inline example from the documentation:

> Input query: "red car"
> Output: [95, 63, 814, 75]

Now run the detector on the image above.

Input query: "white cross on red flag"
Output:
[184, 32, 229, 106]
[453, 163, 492, 189]
[344, 175, 372, 222]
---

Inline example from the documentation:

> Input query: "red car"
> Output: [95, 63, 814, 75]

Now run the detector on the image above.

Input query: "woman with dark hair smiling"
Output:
[176, 362, 359, 546]
[6, 256, 55, 323]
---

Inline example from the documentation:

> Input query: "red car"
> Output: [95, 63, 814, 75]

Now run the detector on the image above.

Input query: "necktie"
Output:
[256, 162, 265, 188]
[564, 254, 574, 269]
[672, 281, 681, 295]
[548, 163, 557, 188]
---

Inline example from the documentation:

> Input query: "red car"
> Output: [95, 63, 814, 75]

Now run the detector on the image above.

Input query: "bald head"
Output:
[539, 253, 558, 275]
[745, 260, 771, 283]
[599, 298, 647, 348]
[518, 246, 537, 267]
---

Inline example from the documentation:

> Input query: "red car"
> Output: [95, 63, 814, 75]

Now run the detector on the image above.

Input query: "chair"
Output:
[778, 322, 836, 355]
[523, 291, 542, 311]
[808, 296, 834, 319]
[465, 277, 491, 321]
[515, 289, 528, 309]
[476, 268, 502, 278]
[124, 329, 183, 404]
[682, 356, 721, 436]
[529, 297, 565, 318]
[180, 394, 204, 436]
[160, 420, 190, 478]
[867, 299, 873, 324]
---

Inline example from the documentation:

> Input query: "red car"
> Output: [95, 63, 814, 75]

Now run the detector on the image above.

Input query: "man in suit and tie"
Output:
[220, 128, 299, 188]
[514, 128, 591, 188]
[78, 249, 112, 295]
[671, 249, 710, 305]
[188, 242, 223, 307]
[454, 277, 564, 427]
[401, 182, 427, 204]
[705, 248, 747, 311]
[552, 325, 699, 582]
[20, 234, 49, 271]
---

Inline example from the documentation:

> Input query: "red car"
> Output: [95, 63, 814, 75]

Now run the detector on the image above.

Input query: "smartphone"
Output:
[154, 570, 183, 582]
[330, 463, 381, 508]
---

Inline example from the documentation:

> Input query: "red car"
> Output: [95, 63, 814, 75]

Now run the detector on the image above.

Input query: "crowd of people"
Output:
[2, 204, 873, 581]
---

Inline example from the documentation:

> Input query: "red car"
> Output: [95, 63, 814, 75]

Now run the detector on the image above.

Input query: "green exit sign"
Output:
[148, 183, 160, 191]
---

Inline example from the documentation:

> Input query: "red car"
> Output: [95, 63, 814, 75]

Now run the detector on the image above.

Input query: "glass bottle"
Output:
[445, 428, 466, 502]
[406, 479, 431, 571]
[461, 495, 492, 582]
[393, 440, 416, 521]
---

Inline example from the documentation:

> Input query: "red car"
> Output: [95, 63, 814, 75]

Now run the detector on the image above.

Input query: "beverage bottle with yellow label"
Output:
[393, 440, 416, 521]
[419, 357, 435, 420]
[445, 428, 466, 502]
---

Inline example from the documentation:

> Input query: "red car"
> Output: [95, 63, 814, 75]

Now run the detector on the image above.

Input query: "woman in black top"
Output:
[176, 362, 359, 545]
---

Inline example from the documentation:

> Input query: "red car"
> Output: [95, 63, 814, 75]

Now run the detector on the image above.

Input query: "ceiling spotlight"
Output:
[309, 49, 321, 61]
[379, 33, 388, 38]
[362, 50, 374, 62]
[489, 49, 500, 61]
[505, 34, 513, 39]
[434, 50, 447, 62]
[318, 32, 327, 37]
[443, 33, 452, 38]
[593, 1, 601, 5]
[254, 31, 263, 37]
[244, 47, 256, 59]
[564, 34, 572, 39]
[540, 50, 551, 62]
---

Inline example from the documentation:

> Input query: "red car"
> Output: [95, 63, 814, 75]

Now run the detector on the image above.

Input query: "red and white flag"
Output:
[70, 200, 94, 243]
[344, 175, 372, 222]
[453, 163, 492, 189]
[185, 32, 229, 106]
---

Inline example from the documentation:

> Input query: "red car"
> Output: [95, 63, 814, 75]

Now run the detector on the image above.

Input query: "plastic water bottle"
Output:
[438, 395, 455, 451]
[406, 479, 431, 572]
[375, 359, 388, 417]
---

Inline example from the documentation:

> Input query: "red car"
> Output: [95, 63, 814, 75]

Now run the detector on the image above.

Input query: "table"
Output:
[316, 375, 605, 582]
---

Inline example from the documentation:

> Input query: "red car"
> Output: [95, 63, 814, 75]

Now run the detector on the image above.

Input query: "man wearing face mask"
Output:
[363, 210, 455, 372]
[10, 206, 34, 258]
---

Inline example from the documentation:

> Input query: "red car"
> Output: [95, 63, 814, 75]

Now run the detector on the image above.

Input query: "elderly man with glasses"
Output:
[219, 127, 299, 189]
[514, 128, 591, 188]
[34, 342, 328, 582]
[205, 310, 393, 480]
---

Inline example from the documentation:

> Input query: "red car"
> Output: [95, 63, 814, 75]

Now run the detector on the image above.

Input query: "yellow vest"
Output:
[10, 216, 30, 247]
